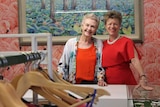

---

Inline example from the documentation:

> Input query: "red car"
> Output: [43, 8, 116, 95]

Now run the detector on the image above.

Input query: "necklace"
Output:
[107, 35, 121, 45]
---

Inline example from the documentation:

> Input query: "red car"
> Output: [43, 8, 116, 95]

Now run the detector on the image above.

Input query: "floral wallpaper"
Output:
[0, 0, 160, 85]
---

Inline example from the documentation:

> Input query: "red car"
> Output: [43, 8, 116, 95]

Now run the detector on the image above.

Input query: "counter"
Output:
[23, 85, 129, 107]
[23, 85, 160, 107]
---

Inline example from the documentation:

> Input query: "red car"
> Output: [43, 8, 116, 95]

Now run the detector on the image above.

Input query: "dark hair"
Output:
[104, 10, 122, 25]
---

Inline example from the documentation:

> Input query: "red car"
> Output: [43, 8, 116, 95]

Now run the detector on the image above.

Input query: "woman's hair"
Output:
[104, 10, 122, 25]
[82, 13, 100, 27]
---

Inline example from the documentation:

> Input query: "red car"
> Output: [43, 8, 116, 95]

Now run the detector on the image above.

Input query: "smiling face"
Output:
[105, 18, 121, 37]
[81, 18, 98, 37]
[81, 13, 99, 38]
[104, 11, 122, 38]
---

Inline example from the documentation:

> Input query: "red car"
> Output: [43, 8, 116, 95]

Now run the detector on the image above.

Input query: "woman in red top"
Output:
[102, 10, 153, 90]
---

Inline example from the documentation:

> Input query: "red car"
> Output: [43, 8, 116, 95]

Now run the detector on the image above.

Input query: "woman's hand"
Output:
[136, 76, 153, 91]
[97, 71, 107, 86]
[98, 80, 107, 86]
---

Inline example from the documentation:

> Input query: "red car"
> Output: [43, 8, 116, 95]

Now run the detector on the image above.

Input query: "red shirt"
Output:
[76, 44, 96, 83]
[102, 36, 140, 85]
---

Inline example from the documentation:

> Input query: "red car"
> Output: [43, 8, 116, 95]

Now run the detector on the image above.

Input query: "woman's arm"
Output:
[131, 48, 153, 90]
[96, 39, 107, 86]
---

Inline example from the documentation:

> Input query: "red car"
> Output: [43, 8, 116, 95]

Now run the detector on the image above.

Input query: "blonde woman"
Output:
[58, 13, 106, 86]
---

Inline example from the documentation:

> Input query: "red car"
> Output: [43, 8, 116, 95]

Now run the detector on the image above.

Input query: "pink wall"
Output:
[0, 0, 160, 85]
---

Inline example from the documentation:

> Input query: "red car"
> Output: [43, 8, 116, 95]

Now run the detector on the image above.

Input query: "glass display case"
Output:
[127, 85, 160, 107]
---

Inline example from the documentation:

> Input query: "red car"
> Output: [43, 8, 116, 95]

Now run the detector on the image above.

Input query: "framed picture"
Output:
[18, 0, 143, 45]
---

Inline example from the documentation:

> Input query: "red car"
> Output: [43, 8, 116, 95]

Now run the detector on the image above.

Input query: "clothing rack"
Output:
[0, 51, 41, 67]
[0, 33, 53, 105]
[0, 33, 53, 79]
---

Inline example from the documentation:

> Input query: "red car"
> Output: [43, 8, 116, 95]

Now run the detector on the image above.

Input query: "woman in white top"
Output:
[57, 13, 107, 86]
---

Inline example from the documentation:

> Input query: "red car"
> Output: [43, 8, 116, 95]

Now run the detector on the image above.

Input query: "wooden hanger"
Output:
[44, 69, 110, 99]
[31, 70, 80, 105]
[32, 86, 94, 107]
[37, 69, 110, 98]
[31, 86, 72, 107]
[0, 80, 27, 107]
[31, 85, 98, 107]
[32, 69, 101, 106]
[0, 101, 4, 107]
[11, 69, 84, 106]
[17, 70, 108, 96]
[11, 73, 23, 89]
[35, 68, 108, 98]
[14, 71, 110, 107]
[11, 72, 78, 106]
[37, 59, 110, 100]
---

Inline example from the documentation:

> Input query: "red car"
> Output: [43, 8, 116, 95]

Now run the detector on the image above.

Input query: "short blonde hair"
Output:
[82, 13, 100, 27]
[104, 10, 122, 25]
